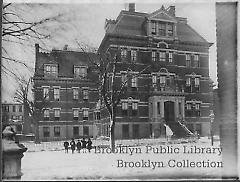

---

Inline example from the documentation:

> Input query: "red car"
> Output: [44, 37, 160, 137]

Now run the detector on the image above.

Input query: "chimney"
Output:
[168, 6, 175, 17]
[35, 44, 39, 54]
[129, 3, 135, 12]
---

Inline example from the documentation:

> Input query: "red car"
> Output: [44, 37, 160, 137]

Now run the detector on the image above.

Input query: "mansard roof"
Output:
[34, 48, 98, 78]
[103, 6, 210, 45]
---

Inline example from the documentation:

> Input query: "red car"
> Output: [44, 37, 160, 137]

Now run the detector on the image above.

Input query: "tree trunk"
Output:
[109, 116, 115, 152]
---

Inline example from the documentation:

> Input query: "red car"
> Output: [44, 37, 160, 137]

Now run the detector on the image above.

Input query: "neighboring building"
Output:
[2, 102, 24, 134]
[98, 4, 213, 139]
[33, 44, 99, 141]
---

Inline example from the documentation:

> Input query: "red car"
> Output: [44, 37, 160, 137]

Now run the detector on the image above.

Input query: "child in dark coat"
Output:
[64, 141, 69, 153]
[76, 140, 81, 153]
[87, 138, 92, 152]
[70, 138, 76, 154]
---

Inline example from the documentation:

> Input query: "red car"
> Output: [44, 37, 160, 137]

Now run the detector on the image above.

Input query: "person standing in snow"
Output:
[76, 139, 81, 153]
[164, 124, 173, 142]
[70, 138, 76, 154]
[81, 138, 87, 152]
[64, 141, 69, 153]
[87, 138, 92, 152]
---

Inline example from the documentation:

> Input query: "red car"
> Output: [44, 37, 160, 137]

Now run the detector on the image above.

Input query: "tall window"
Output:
[194, 77, 200, 87]
[132, 102, 138, 116]
[151, 21, 157, 35]
[195, 103, 201, 116]
[195, 103, 200, 110]
[44, 109, 50, 120]
[73, 88, 79, 100]
[54, 109, 60, 120]
[186, 54, 191, 67]
[44, 64, 58, 77]
[83, 108, 89, 121]
[131, 50, 137, 62]
[186, 103, 192, 110]
[168, 52, 173, 63]
[43, 87, 49, 100]
[73, 109, 79, 120]
[122, 101, 128, 116]
[54, 127, 60, 137]
[152, 75, 157, 86]
[194, 55, 200, 67]
[53, 88, 60, 101]
[131, 75, 137, 87]
[83, 126, 89, 136]
[94, 111, 101, 120]
[74, 66, 87, 78]
[157, 102, 161, 115]
[121, 49, 127, 59]
[159, 52, 166, 61]
[4, 106, 9, 112]
[152, 51, 156, 62]
[159, 23, 166, 36]
[160, 76, 166, 85]
[12, 105, 16, 112]
[186, 77, 191, 86]
[83, 89, 89, 100]
[19, 105, 22, 112]
[43, 127, 50, 137]
[167, 24, 173, 36]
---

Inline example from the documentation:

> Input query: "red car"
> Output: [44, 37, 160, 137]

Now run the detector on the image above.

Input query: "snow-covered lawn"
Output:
[21, 137, 222, 180]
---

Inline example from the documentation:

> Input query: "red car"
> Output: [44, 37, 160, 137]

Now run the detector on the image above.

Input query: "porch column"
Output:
[160, 100, 164, 118]
[153, 100, 158, 122]
[175, 100, 179, 119]
[181, 101, 185, 118]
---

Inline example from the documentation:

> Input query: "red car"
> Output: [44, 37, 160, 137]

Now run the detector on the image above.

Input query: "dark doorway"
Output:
[122, 124, 129, 139]
[164, 101, 175, 123]
[132, 124, 139, 139]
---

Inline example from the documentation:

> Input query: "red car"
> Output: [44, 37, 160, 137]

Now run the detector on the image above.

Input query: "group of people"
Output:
[64, 138, 92, 154]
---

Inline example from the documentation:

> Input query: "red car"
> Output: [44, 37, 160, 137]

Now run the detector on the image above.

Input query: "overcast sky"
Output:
[2, 1, 217, 102]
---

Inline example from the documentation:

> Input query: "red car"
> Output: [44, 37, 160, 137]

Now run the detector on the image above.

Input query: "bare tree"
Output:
[14, 76, 49, 143]
[2, 3, 71, 79]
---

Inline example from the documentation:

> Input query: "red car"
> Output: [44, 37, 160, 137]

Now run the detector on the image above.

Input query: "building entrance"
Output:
[164, 101, 175, 124]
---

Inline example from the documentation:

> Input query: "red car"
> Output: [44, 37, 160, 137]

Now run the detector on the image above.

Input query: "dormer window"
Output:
[74, 66, 87, 78]
[44, 64, 58, 77]
[159, 23, 166, 36]
[167, 23, 173, 36]
[151, 21, 157, 35]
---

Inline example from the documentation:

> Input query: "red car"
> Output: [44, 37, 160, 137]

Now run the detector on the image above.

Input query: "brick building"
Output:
[98, 4, 213, 139]
[2, 102, 24, 134]
[33, 44, 99, 141]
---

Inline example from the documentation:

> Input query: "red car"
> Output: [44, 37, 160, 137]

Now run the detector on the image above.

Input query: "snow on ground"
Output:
[21, 137, 222, 180]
